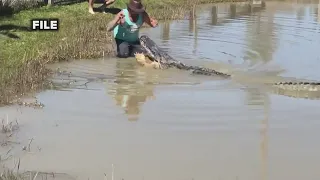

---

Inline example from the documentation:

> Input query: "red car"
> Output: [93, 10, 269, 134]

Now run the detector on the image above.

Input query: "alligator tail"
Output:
[272, 81, 320, 91]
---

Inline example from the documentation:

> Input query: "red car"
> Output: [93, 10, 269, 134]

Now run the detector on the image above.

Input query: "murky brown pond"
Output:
[1, 0, 320, 180]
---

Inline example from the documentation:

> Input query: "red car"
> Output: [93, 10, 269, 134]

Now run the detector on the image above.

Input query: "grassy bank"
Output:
[0, 0, 247, 105]
[0, 0, 44, 16]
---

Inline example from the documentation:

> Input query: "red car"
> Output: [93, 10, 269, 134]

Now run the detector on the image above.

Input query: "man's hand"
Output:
[106, 11, 124, 31]
[150, 17, 158, 27]
[116, 11, 125, 24]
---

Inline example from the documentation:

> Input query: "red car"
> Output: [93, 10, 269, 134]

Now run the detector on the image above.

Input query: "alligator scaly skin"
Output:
[271, 82, 320, 92]
[163, 61, 231, 77]
[140, 35, 231, 77]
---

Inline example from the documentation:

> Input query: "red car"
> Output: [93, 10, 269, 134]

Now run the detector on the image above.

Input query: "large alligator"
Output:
[137, 35, 231, 78]
[136, 35, 320, 97]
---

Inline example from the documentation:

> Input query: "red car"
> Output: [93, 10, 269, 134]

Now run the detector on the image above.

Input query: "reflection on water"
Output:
[243, 87, 270, 180]
[207, 3, 256, 27]
[106, 60, 156, 121]
[189, 5, 199, 54]
[244, 3, 277, 65]
[261, 111, 269, 180]
[161, 21, 170, 41]
[211, 6, 218, 25]
[296, 6, 305, 20]
[318, 0, 320, 22]
[2, 1, 320, 180]
[260, 91, 269, 180]
[230, 4, 237, 18]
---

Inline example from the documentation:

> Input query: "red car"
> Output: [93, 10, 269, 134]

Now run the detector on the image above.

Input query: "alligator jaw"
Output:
[139, 35, 163, 66]
[140, 35, 179, 69]
[139, 36, 157, 61]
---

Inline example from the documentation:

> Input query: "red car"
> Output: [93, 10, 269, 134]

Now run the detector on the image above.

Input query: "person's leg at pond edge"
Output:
[115, 38, 130, 58]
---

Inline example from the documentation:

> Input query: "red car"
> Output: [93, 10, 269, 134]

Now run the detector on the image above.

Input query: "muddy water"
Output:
[1, 1, 320, 180]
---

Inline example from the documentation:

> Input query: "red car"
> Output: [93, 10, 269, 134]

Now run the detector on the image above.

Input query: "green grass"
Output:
[0, 170, 21, 180]
[0, 0, 248, 105]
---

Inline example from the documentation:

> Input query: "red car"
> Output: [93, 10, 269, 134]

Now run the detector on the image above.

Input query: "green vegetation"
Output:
[0, 0, 247, 105]
[0, 169, 21, 180]
[0, 0, 43, 16]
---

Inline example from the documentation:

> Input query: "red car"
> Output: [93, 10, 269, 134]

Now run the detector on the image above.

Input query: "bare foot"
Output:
[89, 8, 95, 14]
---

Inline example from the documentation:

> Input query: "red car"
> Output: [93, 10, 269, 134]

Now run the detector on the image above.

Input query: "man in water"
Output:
[106, 0, 158, 58]
[88, 0, 116, 14]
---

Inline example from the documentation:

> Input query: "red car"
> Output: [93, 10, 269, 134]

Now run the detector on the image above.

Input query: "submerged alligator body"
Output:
[137, 35, 320, 96]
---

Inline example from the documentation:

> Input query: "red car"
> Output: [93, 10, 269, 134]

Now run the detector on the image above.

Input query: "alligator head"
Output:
[139, 35, 177, 68]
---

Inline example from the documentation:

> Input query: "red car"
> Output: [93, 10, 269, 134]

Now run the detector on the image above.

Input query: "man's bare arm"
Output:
[106, 18, 119, 32]
[143, 12, 157, 27]
[106, 11, 123, 32]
